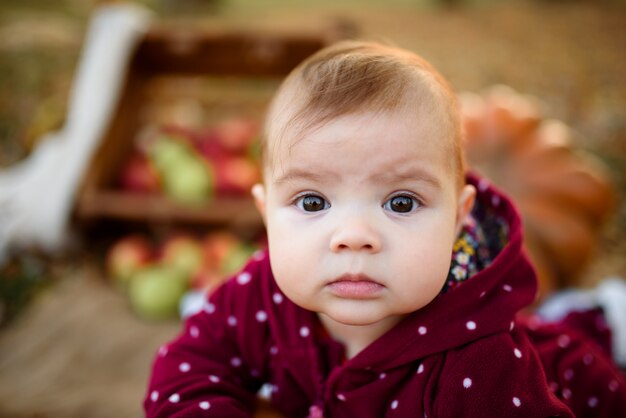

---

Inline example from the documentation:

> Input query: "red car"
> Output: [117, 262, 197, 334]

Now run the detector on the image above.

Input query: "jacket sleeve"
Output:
[524, 310, 626, 418]
[431, 330, 574, 417]
[143, 272, 265, 418]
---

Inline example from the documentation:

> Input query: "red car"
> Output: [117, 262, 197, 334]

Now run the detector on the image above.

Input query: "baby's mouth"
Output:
[326, 274, 385, 299]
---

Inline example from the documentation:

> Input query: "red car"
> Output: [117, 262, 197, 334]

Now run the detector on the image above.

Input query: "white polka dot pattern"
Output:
[199, 401, 211, 410]
[256, 310, 268, 322]
[299, 326, 310, 337]
[204, 302, 216, 314]
[189, 326, 199, 338]
[562, 388, 572, 399]
[418, 326, 427, 335]
[557, 334, 571, 348]
[236, 272, 252, 285]
[466, 321, 477, 330]
[588, 396, 598, 408]
[179, 362, 191, 373]
[512, 397, 521, 407]
[169, 393, 180, 403]
[463, 377, 472, 389]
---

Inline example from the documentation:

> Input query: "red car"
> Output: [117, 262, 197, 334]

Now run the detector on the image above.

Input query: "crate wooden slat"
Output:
[133, 30, 338, 77]
[78, 191, 260, 225]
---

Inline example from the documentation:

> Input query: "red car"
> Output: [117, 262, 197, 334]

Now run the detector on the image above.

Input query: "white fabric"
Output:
[538, 277, 626, 368]
[179, 290, 207, 319]
[595, 278, 626, 367]
[0, 4, 152, 264]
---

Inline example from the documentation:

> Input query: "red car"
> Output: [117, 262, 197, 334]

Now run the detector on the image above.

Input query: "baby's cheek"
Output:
[404, 244, 452, 287]
[268, 238, 303, 282]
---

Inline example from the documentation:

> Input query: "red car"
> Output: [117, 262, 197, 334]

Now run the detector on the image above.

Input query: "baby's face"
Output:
[253, 110, 475, 332]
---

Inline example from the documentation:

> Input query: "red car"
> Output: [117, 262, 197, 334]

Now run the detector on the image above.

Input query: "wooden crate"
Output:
[74, 26, 345, 231]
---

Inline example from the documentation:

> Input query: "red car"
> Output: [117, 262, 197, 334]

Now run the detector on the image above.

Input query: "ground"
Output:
[0, 1, 625, 416]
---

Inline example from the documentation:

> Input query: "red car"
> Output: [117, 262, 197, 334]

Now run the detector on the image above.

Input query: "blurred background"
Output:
[0, 0, 625, 417]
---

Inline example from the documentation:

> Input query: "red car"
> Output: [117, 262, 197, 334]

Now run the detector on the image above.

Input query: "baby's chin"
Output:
[317, 308, 408, 329]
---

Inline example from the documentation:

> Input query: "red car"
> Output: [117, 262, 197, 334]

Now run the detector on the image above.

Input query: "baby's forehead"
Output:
[263, 119, 458, 192]
[264, 104, 455, 168]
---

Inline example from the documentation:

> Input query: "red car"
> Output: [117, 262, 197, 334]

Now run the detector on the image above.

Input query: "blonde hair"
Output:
[263, 40, 466, 189]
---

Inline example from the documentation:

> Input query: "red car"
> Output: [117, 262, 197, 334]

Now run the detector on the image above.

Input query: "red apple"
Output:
[201, 231, 240, 270]
[118, 152, 161, 193]
[214, 118, 259, 153]
[215, 156, 261, 195]
[193, 130, 228, 161]
[107, 235, 153, 289]
[190, 267, 225, 293]
[160, 235, 204, 279]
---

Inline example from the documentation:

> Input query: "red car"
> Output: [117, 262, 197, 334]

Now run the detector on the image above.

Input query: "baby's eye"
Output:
[295, 194, 330, 212]
[384, 194, 419, 213]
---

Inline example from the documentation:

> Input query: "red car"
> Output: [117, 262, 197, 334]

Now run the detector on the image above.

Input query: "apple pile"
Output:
[117, 117, 261, 203]
[106, 231, 260, 320]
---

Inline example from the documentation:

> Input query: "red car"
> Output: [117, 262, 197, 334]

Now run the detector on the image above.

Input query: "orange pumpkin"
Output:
[460, 85, 616, 298]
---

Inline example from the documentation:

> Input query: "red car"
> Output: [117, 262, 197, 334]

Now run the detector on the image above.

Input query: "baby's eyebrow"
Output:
[273, 168, 334, 185]
[273, 166, 442, 190]
[372, 167, 442, 189]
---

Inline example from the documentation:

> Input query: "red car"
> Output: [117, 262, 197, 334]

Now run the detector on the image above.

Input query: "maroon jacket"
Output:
[144, 177, 625, 417]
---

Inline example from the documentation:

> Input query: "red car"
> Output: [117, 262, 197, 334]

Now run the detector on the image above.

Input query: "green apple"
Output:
[106, 235, 152, 291]
[220, 244, 256, 276]
[162, 157, 213, 203]
[128, 265, 188, 320]
[161, 235, 204, 278]
[149, 136, 192, 172]
[148, 135, 215, 203]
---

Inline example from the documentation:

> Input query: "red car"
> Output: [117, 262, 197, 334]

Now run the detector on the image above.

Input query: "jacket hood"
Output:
[262, 174, 537, 376]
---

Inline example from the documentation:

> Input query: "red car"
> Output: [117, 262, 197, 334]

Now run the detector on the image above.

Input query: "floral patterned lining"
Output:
[442, 200, 509, 293]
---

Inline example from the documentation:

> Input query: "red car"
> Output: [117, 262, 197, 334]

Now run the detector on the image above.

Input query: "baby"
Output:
[144, 41, 625, 417]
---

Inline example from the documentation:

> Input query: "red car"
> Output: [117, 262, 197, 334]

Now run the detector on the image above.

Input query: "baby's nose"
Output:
[329, 218, 382, 253]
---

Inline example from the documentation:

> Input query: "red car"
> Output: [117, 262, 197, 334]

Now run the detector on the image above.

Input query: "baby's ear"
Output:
[251, 183, 267, 224]
[455, 184, 476, 236]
